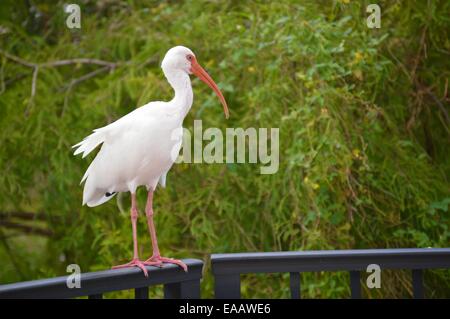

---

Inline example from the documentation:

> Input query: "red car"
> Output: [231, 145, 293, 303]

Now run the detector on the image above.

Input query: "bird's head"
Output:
[161, 46, 229, 119]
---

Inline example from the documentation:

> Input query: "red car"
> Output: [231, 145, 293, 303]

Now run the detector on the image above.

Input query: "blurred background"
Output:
[0, 0, 449, 298]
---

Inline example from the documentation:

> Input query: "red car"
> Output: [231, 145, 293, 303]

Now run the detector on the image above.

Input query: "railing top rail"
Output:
[0, 258, 203, 299]
[211, 248, 450, 275]
[212, 248, 450, 260]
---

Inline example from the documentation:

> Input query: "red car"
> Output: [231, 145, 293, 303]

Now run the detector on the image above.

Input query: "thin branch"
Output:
[68, 65, 111, 89]
[0, 220, 53, 237]
[25, 66, 39, 116]
[427, 90, 450, 126]
[0, 211, 47, 221]
[413, 78, 450, 129]
[135, 55, 159, 69]
[0, 49, 119, 69]
[41, 58, 118, 68]
[0, 49, 121, 116]
[0, 49, 36, 68]
[31, 66, 38, 97]
[386, 45, 412, 82]
[411, 27, 428, 82]
[62, 65, 110, 116]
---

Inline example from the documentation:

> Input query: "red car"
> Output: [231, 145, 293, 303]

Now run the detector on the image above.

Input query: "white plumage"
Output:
[72, 46, 228, 275]
[73, 101, 184, 206]
[73, 46, 228, 207]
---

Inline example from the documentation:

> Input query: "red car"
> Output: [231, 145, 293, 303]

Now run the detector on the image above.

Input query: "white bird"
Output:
[73, 46, 229, 276]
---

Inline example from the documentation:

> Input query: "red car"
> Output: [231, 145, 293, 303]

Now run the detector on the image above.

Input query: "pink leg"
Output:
[112, 193, 159, 277]
[143, 190, 187, 272]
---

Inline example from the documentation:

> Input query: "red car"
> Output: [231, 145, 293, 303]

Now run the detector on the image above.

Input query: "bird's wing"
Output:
[72, 103, 158, 158]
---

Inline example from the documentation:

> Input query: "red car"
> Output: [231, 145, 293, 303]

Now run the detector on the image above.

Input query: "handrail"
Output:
[211, 248, 450, 299]
[2, 249, 450, 299]
[0, 258, 203, 299]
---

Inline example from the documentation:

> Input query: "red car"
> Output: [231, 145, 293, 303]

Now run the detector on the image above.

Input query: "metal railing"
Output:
[1, 248, 450, 298]
[0, 258, 202, 299]
[211, 248, 450, 299]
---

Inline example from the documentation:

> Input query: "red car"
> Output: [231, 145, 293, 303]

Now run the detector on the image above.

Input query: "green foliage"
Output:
[0, 0, 449, 297]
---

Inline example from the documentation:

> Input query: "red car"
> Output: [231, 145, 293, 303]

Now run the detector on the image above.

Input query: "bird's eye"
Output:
[187, 55, 193, 61]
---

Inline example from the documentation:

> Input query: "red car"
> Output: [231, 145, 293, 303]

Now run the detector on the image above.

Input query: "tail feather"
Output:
[73, 129, 106, 158]
[74, 126, 117, 207]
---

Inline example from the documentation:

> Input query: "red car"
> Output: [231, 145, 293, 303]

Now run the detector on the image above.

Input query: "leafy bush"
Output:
[0, 0, 449, 298]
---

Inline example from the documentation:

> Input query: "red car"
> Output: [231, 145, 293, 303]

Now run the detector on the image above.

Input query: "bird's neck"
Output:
[164, 69, 193, 118]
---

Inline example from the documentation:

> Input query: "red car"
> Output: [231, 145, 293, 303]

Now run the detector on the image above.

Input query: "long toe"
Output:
[112, 259, 149, 277]
[159, 257, 188, 272]
[111, 261, 133, 269]
[135, 261, 149, 277]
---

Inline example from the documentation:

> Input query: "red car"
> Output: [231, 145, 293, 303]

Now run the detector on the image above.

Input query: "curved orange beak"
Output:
[190, 57, 229, 119]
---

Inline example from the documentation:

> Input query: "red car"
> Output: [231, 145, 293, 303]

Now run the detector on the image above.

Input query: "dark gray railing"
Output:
[2, 249, 450, 298]
[211, 248, 450, 299]
[0, 258, 202, 299]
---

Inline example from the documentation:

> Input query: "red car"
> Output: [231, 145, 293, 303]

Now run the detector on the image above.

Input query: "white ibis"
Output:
[73, 46, 229, 276]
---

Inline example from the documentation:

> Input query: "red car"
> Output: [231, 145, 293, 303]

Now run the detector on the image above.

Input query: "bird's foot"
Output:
[112, 258, 157, 277]
[143, 255, 188, 272]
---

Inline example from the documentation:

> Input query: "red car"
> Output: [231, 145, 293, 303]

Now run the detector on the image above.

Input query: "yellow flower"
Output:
[304, 176, 319, 190]
[247, 66, 256, 73]
[352, 148, 362, 159]
[354, 51, 364, 64]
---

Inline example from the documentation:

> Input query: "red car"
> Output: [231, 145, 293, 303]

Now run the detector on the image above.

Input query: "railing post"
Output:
[349, 271, 361, 299]
[412, 269, 424, 299]
[134, 287, 149, 299]
[215, 274, 240, 299]
[289, 272, 301, 299]
[164, 279, 200, 299]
